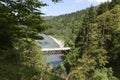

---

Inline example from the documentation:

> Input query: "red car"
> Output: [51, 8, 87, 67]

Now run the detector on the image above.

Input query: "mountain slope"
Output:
[45, 9, 89, 47]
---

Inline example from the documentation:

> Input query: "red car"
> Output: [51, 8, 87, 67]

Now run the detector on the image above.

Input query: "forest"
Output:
[0, 0, 120, 80]
[45, 0, 120, 80]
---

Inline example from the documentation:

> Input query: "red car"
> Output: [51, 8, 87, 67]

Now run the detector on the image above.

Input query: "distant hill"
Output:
[43, 16, 55, 20]
[45, 8, 89, 47]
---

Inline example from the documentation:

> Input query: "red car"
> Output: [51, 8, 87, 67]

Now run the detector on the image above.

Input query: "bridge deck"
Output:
[41, 47, 71, 51]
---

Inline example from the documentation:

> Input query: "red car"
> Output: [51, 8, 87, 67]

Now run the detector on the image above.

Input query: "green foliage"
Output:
[16, 41, 46, 80]
[53, 63, 67, 79]
[97, 2, 110, 15]
[92, 68, 119, 80]
[0, 0, 73, 79]
[110, 0, 120, 9]
[64, 49, 79, 67]
[0, 0, 47, 50]
[45, 9, 88, 47]
[63, 4, 120, 80]
[98, 5, 120, 78]
[2, 0, 118, 79]
[0, 0, 54, 79]
[63, 49, 79, 74]
[52, 0, 62, 3]
[0, 40, 47, 80]
[44, 16, 55, 20]
[40, 1, 120, 80]
[44, 3, 120, 80]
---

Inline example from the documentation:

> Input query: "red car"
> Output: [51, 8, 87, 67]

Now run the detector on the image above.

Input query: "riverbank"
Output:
[49, 35, 64, 48]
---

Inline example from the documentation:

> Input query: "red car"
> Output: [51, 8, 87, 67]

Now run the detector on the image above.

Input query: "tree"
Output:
[52, 0, 62, 2]
[66, 6, 109, 80]
[0, 0, 47, 50]
[97, 2, 110, 15]
[98, 5, 120, 78]
[0, 0, 49, 79]
[110, 0, 120, 9]
[92, 68, 118, 80]
[0, 0, 69, 79]
[45, 9, 86, 47]
[63, 49, 79, 73]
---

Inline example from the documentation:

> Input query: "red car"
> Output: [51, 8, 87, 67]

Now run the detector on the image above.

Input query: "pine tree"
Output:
[98, 5, 120, 79]
[69, 6, 108, 80]
[97, 2, 110, 15]
[0, 0, 48, 79]
[110, 0, 120, 9]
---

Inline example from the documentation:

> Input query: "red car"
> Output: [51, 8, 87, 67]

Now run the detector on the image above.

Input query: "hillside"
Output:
[44, 1, 120, 79]
[43, 16, 55, 20]
[45, 9, 90, 47]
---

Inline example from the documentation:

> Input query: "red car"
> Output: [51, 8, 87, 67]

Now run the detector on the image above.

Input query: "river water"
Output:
[37, 34, 63, 67]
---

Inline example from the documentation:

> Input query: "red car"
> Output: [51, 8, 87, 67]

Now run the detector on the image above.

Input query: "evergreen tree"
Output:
[0, 0, 49, 79]
[110, 0, 120, 9]
[98, 5, 120, 78]
[92, 68, 118, 80]
[67, 6, 108, 80]
[97, 2, 110, 15]
[0, 0, 47, 50]
[0, 0, 67, 79]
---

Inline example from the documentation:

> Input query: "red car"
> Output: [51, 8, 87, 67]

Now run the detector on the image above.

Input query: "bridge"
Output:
[38, 34, 71, 66]
[41, 47, 71, 56]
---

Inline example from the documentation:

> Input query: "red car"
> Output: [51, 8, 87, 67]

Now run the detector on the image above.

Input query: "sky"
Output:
[41, 0, 111, 16]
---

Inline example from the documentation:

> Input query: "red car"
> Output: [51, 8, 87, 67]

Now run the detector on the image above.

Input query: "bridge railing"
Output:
[42, 47, 71, 56]
[41, 47, 71, 51]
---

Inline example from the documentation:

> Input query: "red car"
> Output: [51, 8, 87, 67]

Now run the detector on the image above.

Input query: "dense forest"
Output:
[45, 9, 88, 47]
[0, 0, 120, 80]
[45, 0, 120, 80]
[0, 0, 63, 80]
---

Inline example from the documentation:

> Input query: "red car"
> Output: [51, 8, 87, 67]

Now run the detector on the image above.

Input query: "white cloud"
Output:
[75, 0, 112, 3]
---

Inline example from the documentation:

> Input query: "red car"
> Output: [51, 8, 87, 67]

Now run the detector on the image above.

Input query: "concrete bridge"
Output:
[41, 47, 71, 56]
